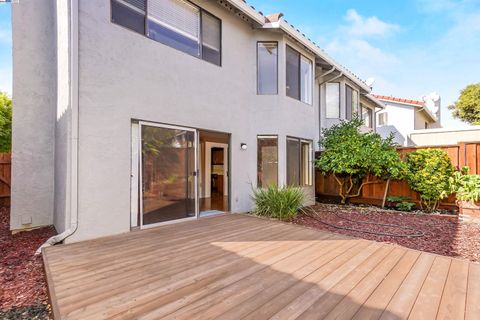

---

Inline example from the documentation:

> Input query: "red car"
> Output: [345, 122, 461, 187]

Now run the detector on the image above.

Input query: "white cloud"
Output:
[343, 9, 400, 38]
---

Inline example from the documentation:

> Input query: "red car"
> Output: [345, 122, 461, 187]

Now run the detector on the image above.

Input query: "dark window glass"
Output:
[346, 85, 352, 120]
[257, 42, 278, 95]
[286, 46, 300, 100]
[111, 0, 146, 35]
[287, 138, 300, 186]
[257, 137, 278, 188]
[201, 11, 221, 65]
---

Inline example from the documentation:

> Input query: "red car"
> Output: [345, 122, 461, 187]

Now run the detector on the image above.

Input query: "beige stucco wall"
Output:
[410, 128, 480, 146]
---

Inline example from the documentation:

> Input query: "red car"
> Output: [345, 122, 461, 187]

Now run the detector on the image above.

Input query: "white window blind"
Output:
[148, 0, 200, 41]
[202, 12, 220, 51]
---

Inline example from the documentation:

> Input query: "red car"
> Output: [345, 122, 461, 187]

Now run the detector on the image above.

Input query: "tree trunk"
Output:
[382, 179, 391, 208]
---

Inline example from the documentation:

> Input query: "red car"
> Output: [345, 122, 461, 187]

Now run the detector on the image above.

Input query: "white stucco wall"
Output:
[11, 0, 57, 231]
[376, 102, 415, 147]
[64, 0, 317, 242]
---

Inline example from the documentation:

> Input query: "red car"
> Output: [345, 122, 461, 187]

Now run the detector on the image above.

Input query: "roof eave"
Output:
[223, 0, 266, 25]
[265, 20, 372, 93]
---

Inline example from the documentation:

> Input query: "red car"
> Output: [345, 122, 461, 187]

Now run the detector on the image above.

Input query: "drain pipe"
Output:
[316, 65, 335, 80]
[36, 0, 79, 255]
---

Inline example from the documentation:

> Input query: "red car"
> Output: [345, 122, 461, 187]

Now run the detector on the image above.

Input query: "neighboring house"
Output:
[374, 94, 442, 146]
[11, 0, 382, 243]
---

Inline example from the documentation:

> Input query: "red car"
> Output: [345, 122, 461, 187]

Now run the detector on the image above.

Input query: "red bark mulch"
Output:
[0, 206, 56, 316]
[294, 203, 480, 263]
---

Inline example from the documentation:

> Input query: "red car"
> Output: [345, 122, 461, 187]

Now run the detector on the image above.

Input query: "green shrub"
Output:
[315, 117, 406, 204]
[252, 185, 305, 221]
[450, 168, 480, 203]
[405, 149, 455, 212]
[396, 201, 415, 212]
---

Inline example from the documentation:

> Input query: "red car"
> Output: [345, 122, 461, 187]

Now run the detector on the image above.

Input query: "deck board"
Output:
[43, 214, 480, 320]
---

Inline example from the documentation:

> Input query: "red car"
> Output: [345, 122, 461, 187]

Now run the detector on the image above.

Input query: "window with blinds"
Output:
[111, 0, 146, 34]
[111, 0, 222, 66]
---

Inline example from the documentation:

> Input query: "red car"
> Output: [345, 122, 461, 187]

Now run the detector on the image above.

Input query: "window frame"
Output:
[256, 41, 279, 95]
[325, 82, 341, 119]
[110, 0, 222, 67]
[378, 112, 388, 126]
[361, 104, 373, 128]
[257, 135, 279, 188]
[285, 45, 313, 105]
[286, 136, 313, 187]
[345, 84, 359, 120]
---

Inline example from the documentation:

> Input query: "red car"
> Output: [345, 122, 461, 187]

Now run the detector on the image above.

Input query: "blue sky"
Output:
[0, 1, 479, 128]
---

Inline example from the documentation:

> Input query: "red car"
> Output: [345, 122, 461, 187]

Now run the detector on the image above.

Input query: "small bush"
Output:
[396, 201, 415, 212]
[450, 168, 480, 203]
[252, 185, 305, 221]
[405, 149, 455, 212]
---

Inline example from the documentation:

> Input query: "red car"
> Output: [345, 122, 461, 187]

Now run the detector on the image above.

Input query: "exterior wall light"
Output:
[240, 143, 247, 150]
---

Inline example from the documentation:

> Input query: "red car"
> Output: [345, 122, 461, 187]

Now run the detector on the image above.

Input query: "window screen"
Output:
[287, 138, 300, 186]
[257, 136, 278, 188]
[202, 11, 221, 65]
[257, 42, 278, 95]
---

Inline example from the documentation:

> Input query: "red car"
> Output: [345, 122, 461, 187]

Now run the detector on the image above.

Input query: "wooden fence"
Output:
[315, 142, 480, 210]
[0, 153, 11, 207]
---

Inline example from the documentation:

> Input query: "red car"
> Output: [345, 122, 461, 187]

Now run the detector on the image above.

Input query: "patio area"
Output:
[43, 214, 480, 320]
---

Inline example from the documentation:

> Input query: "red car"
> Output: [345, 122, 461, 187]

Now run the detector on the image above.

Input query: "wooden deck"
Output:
[43, 214, 480, 320]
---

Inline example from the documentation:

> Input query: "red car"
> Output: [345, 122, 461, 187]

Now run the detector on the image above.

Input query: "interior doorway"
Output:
[199, 130, 230, 215]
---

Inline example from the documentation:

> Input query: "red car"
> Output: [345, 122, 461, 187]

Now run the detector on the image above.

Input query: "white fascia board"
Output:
[224, 0, 266, 25]
[269, 20, 372, 93]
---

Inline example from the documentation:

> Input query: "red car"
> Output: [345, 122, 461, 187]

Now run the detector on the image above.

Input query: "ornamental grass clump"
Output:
[405, 149, 455, 212]
[252, 185, 305, 221]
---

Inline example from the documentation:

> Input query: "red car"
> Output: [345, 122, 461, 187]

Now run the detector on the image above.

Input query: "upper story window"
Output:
[345, 85, 359, 120]
[257, 42, 278, 95]
[326, 82, 340, 118]
[361, 104, 373, 128]
[378, 112, 388, 126]
[286, 46, 313, 104]
[111, 0, 221, 66]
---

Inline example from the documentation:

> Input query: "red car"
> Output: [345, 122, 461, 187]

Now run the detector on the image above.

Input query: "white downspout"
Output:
[36, 0, 79, 255]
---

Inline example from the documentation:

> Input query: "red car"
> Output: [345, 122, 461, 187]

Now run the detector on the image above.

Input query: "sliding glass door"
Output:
[140, 122, 197, 227]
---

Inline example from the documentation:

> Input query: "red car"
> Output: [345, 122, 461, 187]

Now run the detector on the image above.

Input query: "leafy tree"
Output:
[405, 149, 455, 212]
[0, 91, 12, 153]
[448, 83, 480, 125]
[315, 117, 406, 204]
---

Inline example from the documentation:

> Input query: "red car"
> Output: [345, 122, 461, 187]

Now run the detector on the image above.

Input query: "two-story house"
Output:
[10, 0, 383, 244]
[374, 94, 441, 146]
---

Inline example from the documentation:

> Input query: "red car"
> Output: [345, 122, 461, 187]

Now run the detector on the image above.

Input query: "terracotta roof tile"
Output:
[373, 95, 424, 106]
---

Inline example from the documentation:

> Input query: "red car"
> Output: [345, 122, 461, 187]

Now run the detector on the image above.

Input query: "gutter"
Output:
[265, 20, 372, 93]
[318, 72, 343, 86]
[36, 0, 79, 254]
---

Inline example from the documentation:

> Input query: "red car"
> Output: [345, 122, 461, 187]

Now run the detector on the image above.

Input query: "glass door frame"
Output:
[138, 121, 199, 229]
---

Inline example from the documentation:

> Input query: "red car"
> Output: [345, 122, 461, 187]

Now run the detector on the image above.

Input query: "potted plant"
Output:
[450, 168, 480, 219]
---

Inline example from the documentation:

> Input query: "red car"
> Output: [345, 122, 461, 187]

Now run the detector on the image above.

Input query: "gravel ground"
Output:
[0, 206, 56, 319]
[293, 203, 480, 262]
